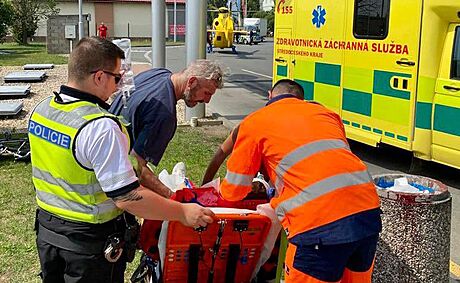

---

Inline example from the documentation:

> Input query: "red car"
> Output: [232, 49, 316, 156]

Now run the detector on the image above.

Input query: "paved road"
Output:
[132, 40, 274, 97]
[133, 40, 460, 281]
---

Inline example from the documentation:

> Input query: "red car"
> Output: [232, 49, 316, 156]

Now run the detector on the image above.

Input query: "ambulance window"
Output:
[353, 0, 390, 39]
[451, 26, 460, 80]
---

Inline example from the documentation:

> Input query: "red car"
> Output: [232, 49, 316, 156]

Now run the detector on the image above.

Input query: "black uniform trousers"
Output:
[36, 209, 127, 283]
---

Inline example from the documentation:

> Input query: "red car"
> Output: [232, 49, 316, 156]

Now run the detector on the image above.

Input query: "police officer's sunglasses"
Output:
[90, 70, 123, 84]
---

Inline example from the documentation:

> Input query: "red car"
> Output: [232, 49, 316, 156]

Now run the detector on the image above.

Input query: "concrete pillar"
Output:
[184, 0, 207, 121]
[151, 0, 166, 68]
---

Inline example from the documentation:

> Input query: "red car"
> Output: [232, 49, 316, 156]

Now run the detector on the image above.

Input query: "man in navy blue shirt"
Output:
[110, 60, 224, 197]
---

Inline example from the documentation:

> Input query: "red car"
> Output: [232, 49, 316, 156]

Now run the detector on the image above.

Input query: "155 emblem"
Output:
[277, 0, 293, 14]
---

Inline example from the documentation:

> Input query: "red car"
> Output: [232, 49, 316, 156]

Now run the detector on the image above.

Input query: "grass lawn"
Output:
[0, 125, 228, 282]
[0, 41, 184, 66]
[0, 43, 68, 66]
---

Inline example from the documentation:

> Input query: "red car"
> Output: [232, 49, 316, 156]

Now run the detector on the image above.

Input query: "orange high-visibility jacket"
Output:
[220, 97, 380, 239]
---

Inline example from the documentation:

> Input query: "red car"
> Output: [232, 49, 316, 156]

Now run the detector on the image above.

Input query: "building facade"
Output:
[36, 0, 186, 40]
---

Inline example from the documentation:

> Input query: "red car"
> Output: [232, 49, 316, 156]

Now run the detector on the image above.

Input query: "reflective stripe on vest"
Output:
[274, 139, 350, 191]
[36, 190, 118, 215]
[29, 96, 128, 224]
[33, 98, 103, 129]
[223, 139, 351, 191]
[33, 167, 101, 196]
[220, 99, 380, 239]
[275, 170, 372, 220]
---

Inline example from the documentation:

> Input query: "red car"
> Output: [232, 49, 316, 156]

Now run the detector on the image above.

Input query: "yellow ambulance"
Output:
[273, 0, 460, 169]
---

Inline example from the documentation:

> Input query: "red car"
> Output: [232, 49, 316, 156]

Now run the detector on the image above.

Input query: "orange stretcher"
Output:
[162, 213, 271, 283]
[139, 188, 269, 260]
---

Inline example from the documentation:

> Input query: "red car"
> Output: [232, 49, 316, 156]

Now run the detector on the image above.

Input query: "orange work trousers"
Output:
[284, 240, 376, 283]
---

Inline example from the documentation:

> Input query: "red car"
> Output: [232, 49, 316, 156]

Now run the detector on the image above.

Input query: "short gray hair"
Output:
[183, 60, 225, 88]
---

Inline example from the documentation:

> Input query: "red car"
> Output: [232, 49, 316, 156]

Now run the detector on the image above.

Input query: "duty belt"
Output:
[35, 208, 122, 255]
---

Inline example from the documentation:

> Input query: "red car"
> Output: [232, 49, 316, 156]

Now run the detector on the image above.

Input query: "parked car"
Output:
[238, 32, 261, 45]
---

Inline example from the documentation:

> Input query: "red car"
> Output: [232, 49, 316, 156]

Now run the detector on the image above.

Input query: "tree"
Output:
[207, 0, 228, 27]
[0, 0, 13, 43]
[251, 9, 274, 34]
[10, 0, 58, 45]
[246, 0, 259, 14]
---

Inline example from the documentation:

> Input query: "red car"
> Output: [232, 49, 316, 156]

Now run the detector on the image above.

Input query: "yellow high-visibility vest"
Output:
[29, 96, 131, 224]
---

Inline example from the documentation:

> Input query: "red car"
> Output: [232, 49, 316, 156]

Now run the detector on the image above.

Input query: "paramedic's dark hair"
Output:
[68, 36, 125, 82]
[271, 79, 304, 99]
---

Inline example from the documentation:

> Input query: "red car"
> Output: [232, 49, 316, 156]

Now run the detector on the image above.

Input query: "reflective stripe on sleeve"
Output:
[98, 170, 137, 189]
[275, 170, 372, 220]
[225, 170, 254, 187]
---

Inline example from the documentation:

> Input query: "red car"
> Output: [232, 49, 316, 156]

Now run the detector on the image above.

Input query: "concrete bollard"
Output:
[372, 174, 451, 283]
[190, 117, 198, 127]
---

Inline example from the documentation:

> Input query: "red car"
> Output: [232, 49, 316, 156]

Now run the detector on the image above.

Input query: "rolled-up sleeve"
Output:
[75, 118, 139, 198]
[220, 121, 261, 201]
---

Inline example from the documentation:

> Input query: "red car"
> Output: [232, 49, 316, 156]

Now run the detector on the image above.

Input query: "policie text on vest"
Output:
[29, 121, 71, 149]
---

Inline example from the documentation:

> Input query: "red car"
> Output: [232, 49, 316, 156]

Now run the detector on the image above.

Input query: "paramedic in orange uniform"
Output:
[219, 79, 382, 283]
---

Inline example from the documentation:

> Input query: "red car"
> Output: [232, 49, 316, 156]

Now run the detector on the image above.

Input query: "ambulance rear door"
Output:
[342, 0, 422, 148]
[432, 24, 460, 168]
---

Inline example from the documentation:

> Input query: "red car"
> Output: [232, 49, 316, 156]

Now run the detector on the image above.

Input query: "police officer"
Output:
[29, 36, 214, 283]
[219, 79, 381, 283]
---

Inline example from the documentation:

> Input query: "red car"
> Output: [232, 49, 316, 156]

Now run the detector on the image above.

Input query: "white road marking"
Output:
[451, 260, 460, 278]
[132, 61, 151, 65]
[131, 45, 184, 52]
[141, 45, 184, 63]
[241, 69, 272, 79]
[144, 51, 152, 63]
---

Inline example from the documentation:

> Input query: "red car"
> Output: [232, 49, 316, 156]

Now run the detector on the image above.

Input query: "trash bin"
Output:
[372, 174, 452, 283]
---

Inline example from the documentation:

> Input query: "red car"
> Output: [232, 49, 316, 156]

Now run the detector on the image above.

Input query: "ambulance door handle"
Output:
[444, 85, 460, 91]
[275, 58, 286, 63]
[292, 60, 296, 65]
[396, 60, 415, 66]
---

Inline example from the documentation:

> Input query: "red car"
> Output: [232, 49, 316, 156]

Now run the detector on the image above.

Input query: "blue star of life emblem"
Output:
[312, 5, 326, 28]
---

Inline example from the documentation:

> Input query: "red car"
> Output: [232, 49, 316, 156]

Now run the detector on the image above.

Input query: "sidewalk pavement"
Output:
[132, 63, 267, 129]
[132, 63, 151, 74]
[207, 82, 268, 129]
